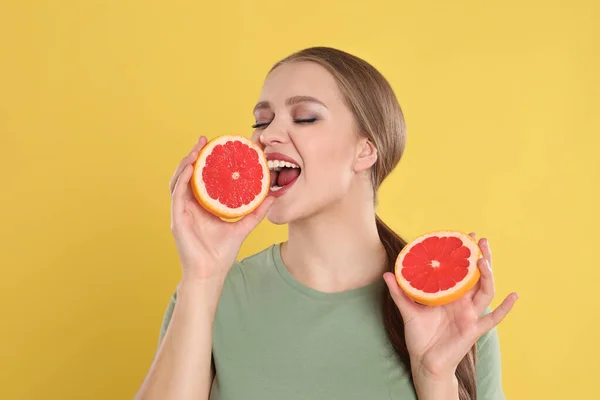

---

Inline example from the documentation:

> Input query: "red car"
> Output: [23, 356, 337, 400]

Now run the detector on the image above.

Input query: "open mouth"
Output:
[267, 156, 301, 193]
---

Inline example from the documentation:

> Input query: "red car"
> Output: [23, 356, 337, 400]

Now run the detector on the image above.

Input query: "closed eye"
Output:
[294, 118, 317, 124]
[252, 122, 270, 129]
[252, 118, 317, 130]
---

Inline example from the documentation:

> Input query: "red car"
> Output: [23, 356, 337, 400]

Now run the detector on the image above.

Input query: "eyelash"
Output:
[252, 118, 317, 129]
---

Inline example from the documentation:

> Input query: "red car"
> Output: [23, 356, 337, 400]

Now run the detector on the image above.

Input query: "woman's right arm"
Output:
[135, 278, 223, 400]
[134, 136, 274, 400]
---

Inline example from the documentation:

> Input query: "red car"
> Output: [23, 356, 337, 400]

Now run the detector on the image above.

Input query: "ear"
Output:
[353, 138, 378, 173]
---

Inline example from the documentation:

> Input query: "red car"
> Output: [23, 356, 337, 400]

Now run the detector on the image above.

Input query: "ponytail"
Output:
[376, 215, 478, 400]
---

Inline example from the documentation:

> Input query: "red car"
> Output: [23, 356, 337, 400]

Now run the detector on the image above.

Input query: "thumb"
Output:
[383, 272, 422, 322]
[235, 195, 276, 236]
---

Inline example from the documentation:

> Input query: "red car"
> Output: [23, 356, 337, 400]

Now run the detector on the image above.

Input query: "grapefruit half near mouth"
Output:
[191, 135, 270, 219]
[394, 231, 482, 306]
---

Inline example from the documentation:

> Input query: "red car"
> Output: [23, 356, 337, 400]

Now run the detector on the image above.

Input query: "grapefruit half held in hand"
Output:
[191, 135, 270, 219]
[394, 231, 482, 306]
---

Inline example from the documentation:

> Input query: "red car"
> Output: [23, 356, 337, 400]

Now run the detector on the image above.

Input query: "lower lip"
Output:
[269, 174, 300, 198]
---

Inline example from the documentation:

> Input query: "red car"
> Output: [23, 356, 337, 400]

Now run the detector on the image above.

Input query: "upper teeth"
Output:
[268, 160, 299, 170]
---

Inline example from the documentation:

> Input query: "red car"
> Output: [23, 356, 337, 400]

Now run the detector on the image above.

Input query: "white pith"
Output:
[268, 159, 300, 190]
[395, 231, 481, 299]
[193, 136, 269, 215]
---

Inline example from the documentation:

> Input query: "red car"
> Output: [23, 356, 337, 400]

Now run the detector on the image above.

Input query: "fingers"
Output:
[383, 272, 422, 323]
[471, 237, 494, 312]
[472, 256, 495, 315]
[479, 237, 492, 266]
[477, 292, 518, 335]
[172, 164, 194, 218]
[170, 136, 207, 195]
[235, 195, 276, 236]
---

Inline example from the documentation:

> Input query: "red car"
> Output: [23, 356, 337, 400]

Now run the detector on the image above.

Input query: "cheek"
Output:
[293, 122, 357, 185]
[323, 133, 357, 171]
[305, 141, 354, 188]
[302, 125, 355, 161]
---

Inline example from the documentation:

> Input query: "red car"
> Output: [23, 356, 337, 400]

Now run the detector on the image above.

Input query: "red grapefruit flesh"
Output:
[394, 231, 482, 306]
[191, 135, 270, 219]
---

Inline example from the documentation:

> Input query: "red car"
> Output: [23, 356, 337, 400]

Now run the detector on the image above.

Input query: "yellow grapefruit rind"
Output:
[394, 231, 483, 307]
[191, 135, 270, 220]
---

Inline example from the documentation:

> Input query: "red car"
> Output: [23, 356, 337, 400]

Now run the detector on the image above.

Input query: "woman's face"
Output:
[251, 61, 374, 225]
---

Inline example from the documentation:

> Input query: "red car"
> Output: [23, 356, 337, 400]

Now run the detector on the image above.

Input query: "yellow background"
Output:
[1, 0, 598, 399]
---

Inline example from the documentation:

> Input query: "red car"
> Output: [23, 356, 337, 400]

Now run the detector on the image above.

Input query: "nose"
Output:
[259, 121, 288, 147]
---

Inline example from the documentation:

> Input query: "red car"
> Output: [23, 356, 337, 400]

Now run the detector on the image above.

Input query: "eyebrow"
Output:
[253, 96, 328, 113]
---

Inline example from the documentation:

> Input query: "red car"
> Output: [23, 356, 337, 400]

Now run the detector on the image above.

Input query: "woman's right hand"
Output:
[169, 136, 275, 283]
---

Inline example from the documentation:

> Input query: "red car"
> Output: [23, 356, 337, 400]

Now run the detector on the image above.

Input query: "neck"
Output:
[281, 196, 388, 294]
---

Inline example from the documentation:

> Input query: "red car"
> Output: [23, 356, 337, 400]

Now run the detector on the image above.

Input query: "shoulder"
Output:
[227, 244, 279, 283]
[157, 244, 278, 343]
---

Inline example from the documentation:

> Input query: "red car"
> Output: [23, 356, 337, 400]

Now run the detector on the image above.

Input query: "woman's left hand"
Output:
[383, 233, 518, 386]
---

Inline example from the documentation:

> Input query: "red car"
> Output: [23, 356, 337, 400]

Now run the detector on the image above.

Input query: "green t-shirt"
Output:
[158, 243, 506, 400]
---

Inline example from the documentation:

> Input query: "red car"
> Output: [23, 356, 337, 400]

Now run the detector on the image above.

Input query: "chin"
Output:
[265, 206, 294, 225]
[265, 198, 311, 225]
[266, 184, 353, 225]
[265, 199, 329, 226]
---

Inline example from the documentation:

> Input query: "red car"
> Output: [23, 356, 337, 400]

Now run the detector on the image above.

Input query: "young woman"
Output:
[135, 47, 517, 400]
